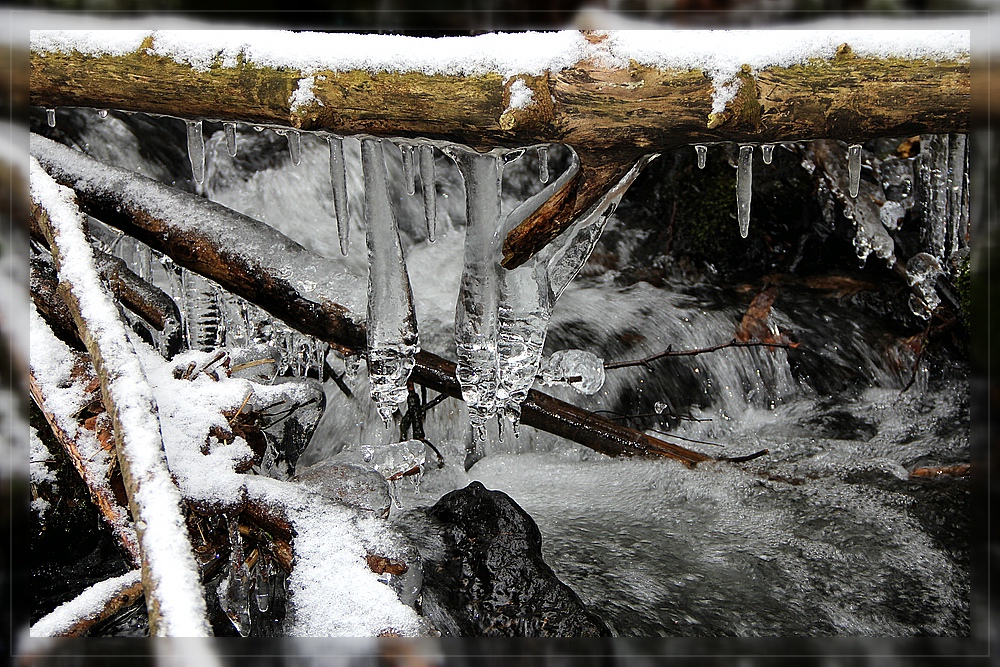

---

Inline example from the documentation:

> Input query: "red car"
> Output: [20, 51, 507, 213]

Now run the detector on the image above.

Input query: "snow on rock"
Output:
[30, 159, 211, 636]
[30, 569, 143, 637]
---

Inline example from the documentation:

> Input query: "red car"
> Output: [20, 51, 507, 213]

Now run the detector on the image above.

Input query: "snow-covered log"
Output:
[29, 158, 212, 637]
[30, 569, 143, 637]
[30, 134, 711, 467]
[29, 29, 969, 268]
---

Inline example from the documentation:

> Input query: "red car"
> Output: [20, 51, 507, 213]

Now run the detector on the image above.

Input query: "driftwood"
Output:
[30, 161, 212, 636]
[29, 30, 970, 269]
[31, 134, 711, 467]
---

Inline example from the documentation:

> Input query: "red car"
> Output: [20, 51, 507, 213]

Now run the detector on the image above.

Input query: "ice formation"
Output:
[537, 145, 549, 183]
[224, 122, 238, 157]
[278, 129, 302, 166]
[98, 109, 109, 119]
[361, 138, 420, 427]
[905, 252, 943, 319]
[695, 144, 707, 169]
[186, 119, 205, 184]
[400, 143, 415, 195]
[419, 144, 437, 241]
[327, 135, 351, 255]
[762, 144, 774, 165]
[539, 349, 606, 395]
[737, 144, 753, 238]
[848, 143, 862, 198]
[46, 108, 55, 127]
[445, 145, 505, 442]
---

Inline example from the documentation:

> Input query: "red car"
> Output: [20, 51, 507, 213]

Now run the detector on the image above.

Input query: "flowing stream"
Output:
[31, 111, 970, 637]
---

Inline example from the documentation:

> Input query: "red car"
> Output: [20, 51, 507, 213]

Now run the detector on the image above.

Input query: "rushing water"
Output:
[30, 111, 970, 637]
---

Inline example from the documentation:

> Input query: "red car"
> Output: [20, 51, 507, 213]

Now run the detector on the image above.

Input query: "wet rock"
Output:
[293, 461, 391, 518]
[400, 481, 610, 636]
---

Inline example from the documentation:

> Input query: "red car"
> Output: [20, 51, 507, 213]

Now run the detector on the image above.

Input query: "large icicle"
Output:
[186, 120, 205, 185]
[736, 144, 753, 238]
[445, 145, 505, 443]
[328, 135, 351, 256]
[419, 145, 437, 242]
[360, 138, 420, 427]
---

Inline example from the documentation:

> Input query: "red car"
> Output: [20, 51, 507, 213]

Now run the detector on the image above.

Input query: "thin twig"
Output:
[604, 339, 795, 370]
[647, 428, 725, 448]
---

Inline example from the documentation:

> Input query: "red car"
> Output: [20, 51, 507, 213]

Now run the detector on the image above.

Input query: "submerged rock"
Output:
[400, 481, 610, 636]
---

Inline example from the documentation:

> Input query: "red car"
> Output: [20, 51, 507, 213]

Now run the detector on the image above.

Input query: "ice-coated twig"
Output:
[360, 138, 420, 427]
[30, 159, 212, 637]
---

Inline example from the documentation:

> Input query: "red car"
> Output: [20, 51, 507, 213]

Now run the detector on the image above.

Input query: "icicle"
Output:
[186, 120, 206, 185]
[326, 136, 351, 256]
[181, 269, 224, 351]
[224, 122, 238, 157]
[695, 144, 707, 169]
[497, 259, 550, 434]
[906, 252, 943, 319]
[537, 145, 549, 183]
[762, 144, 774, 165]
[218, 515, 251, 636]
[848, 144, 862, 198]
[361, 138, 420, 427]
[344, 352, 362, 384]
[46, 108, 55, 127]
[98, 109, 109, 119]
[736, 145, 753, 238]
[444, 145, 505, 442]
[286, 130, 301, 165]
[254, 558, 272, 613]
[401, 144, 415, 195]
[419, 145, 437, 242]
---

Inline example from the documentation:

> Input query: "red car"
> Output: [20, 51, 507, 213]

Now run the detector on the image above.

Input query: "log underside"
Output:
[30, 38, 970, 268]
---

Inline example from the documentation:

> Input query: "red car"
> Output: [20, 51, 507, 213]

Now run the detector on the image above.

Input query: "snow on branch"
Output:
[29, 29, 969, 268]
[29, 158, 212, 637]
[30, 569, 143, 637]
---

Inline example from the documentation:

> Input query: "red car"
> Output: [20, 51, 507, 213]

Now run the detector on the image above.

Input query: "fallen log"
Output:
[29, 29, 970, 268]
[31, 133, 711, 467]
[30, 569, 144, 637]
[30, 156, 212, 636]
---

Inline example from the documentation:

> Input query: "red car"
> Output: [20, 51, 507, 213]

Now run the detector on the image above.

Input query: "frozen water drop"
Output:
[97, 109, 109, 119]
[287, 130, 301, 165]
[224, 122, 238, 157]
[654, 401, 668, 414]
[695, 144, 707, 169]
[46, 108, 55, 127]
[762, 144, 774, 165]
[848, 143, 862, 198]
[401, 143, 415, 195]
[419, 145, 437, 242]
[737, 144, 753, 238]
[539, 349, 606, 395]
[328, 136, 350, 256]
[186, 120, 206, 185]
[537, 145, 549, 183]
[253, 125, 263, 132]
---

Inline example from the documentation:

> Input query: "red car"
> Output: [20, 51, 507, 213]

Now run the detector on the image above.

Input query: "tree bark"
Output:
[31, 160, 213, 637]
[31, 134, 712, 467]
[29, 31, 969, 268]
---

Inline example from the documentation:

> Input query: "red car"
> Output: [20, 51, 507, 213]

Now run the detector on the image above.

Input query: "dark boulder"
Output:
[401, 481, 611, 637]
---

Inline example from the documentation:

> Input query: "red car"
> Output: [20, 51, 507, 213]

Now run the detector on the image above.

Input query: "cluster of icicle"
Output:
[159, 108, 646, 437]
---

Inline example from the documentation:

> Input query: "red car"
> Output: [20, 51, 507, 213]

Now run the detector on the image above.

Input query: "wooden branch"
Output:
[30, 159, 212, 637]
[28, 364, 141, 566]
[31, 134, 711, 467]
[30, 569, 144, 637]
[604, 339, 795, 371]
[30, 30, 969, 268]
